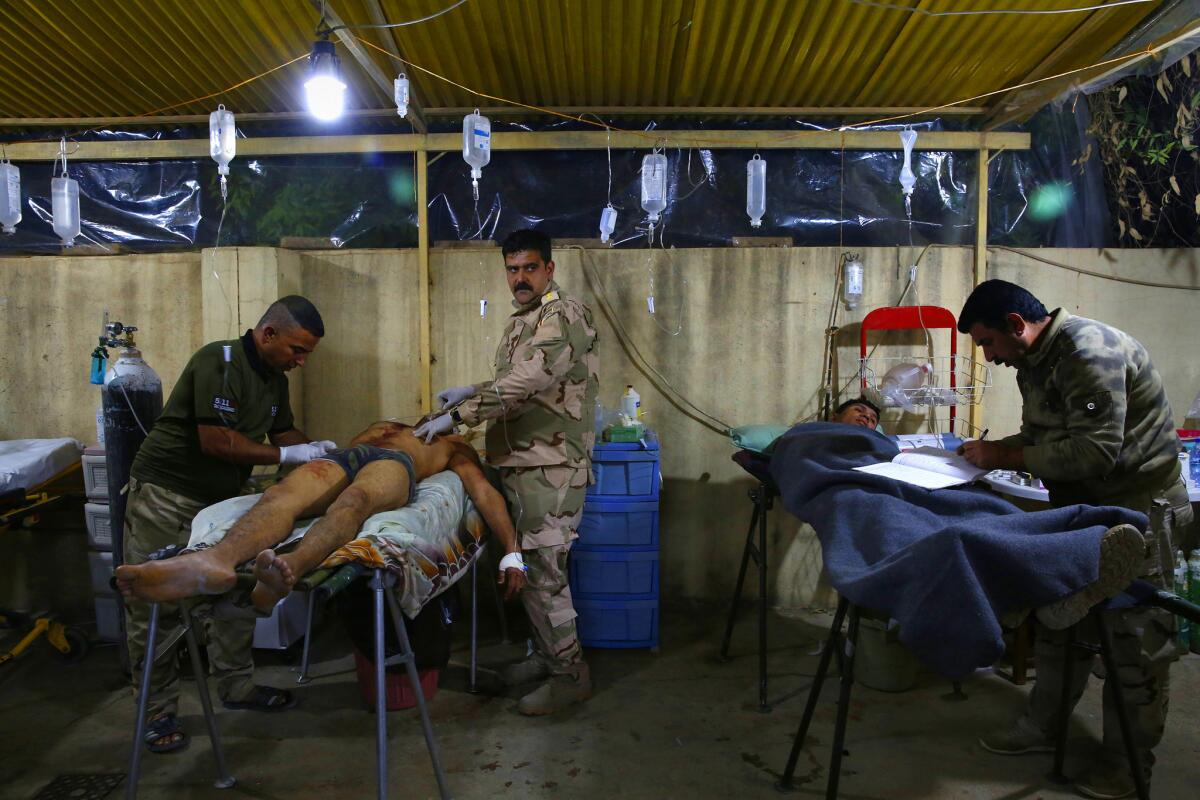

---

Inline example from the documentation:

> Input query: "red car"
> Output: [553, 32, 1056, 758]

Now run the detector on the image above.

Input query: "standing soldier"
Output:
[957, 279, 1193, 799]
[417, 229, 599, 715]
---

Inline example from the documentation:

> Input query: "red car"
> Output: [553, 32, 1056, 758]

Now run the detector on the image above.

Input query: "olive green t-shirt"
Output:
[131, 330, 294, 504]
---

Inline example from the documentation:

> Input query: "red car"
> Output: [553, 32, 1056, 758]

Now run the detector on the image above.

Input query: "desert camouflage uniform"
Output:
[1003, 309, 1194, 771]
[455, 280, 599, 676]
[123, 477, 259, 718]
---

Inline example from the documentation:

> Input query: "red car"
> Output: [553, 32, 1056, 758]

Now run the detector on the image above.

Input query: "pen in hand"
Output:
[979, 428, 990, 441]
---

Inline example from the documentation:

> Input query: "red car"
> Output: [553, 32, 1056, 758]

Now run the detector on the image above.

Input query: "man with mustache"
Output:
[956, 279, 1192, 799]
[416, 229, 600, 715]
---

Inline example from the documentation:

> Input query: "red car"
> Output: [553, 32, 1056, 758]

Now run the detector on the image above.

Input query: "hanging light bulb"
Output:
[0, 153, 20, 235]
[640, 152, 668, 228]
[899, 127, 918, 215]
[51, 139, 80, 247]
[462, 108, 491, 201]
[746, 154, 766, 228]
[209, 104, 236, 201]
[305, 39, 346, 121]
[843, 253, 864, 311]
[598, 204, 617, 244]
[394, 73, 409, 118]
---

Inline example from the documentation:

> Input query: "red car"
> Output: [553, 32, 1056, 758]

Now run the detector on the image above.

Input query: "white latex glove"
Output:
[279, 440, 337, 465]
[437, 385, 476, 409]
[413, 413, 456, 444]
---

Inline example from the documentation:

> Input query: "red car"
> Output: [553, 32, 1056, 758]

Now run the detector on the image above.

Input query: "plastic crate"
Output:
[84, 502, 112, 550]
[575, 596, 659, 649]
[569, 547, 658, 598]
[588, 441, 660, 500]
[83, 449, 109, 502]
[94, 595, 121, 642]
[353, 649, 439, 710]
[578, 500, 659, 547]
[87, 550, 114, 595]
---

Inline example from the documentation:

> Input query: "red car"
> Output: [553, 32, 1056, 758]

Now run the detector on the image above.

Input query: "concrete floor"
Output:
[2, 503, 1198, 799]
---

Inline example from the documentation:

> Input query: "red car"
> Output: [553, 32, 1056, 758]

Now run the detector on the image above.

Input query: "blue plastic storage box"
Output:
[578, 499, 659, 547]
[569, 547, 658, 598]
[588, 441, 660, 500]
[575, 596, 659, 649]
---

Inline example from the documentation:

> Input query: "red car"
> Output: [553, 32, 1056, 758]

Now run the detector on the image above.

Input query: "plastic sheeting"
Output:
[0, 110, 1110, 254]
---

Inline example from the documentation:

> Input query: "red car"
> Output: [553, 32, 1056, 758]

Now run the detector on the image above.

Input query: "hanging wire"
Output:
[847, 0, 1154, 16]
[323, 0, 470, 32]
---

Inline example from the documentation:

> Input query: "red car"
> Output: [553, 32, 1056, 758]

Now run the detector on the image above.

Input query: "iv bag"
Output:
[0, 159, 19, 234]
[843, 256, 864, 310]
[209, 105, 236, 176]
[746, 155, 766, 228]
[52, 175, 80, 246]
[641, 153, 667, 224]
[599, 205, 617, 244]
[899, 129, 918, 197]
[394, 73, 409, 118]
[463, 109, 491, 182]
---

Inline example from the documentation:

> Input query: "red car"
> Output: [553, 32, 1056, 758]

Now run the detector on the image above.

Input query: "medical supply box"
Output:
[572, 440, 661, 649]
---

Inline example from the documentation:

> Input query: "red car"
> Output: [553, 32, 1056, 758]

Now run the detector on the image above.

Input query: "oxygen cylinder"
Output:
[102, 346, 163, 569]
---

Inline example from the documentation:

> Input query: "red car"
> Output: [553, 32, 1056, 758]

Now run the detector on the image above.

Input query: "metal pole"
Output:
[758, 488, 771, 713]
[470, 558, 478, 693]
[825, 605, 860, 800]
[719, 489, 760, 662]
[125, 602, 159, 800]
[180, 605, 235, 789]
[297, 590, 317, 684]
[372, 571, 388, 800]
[1095, 612, 1150, 800]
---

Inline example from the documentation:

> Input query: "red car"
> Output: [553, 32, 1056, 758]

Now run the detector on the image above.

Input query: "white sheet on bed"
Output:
[0, 438, 84, 493]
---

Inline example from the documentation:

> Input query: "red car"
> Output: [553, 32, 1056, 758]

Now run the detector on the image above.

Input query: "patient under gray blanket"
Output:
[768, 423, 1146, 679]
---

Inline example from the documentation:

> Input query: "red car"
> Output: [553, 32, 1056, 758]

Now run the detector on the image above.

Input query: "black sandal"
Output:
[144, 713, 189, 754]
[222, 685, 298, 712]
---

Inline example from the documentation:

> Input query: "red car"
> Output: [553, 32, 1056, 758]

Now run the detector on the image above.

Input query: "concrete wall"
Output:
[4, 245, 1198, 607]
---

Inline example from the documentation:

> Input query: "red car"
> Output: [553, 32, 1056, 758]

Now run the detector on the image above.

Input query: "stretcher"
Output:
[124, 470, 496, 800]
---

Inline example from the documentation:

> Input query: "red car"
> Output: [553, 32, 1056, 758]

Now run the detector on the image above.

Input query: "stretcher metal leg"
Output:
[1094, 611, 1150, 800]
[777, 597, 849, 792]
[757, 487, 771, 713]
[383, 573, 452, 800]
[719, 488, 761, 664]
[180, 604, 235, 790]
[125, 602, 160, 800]
[372, 572, 389, 800]
[296, 589, 318, 684]
[1051, 624, 1077, 783]
[826, 605, 860, 800]
[470, 559, 479, 693]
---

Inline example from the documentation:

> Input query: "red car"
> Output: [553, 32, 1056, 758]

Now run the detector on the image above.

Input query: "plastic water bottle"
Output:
[1174, 551, 1190, 653]
[1190, 549, 1200, 653]
[746, 155, 766, 228]
[620, 385, 642, 422]
[880, 362, 932, 412]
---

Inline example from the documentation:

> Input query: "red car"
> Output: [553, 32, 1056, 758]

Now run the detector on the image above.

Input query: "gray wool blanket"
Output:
[768, 423, 1146, 678]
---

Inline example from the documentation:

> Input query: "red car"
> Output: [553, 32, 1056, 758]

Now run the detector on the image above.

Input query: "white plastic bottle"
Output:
[462, 109, 491, 192]
[51, 174, 80, 246]
[641, 153, 668, 224]
[843, 255, 864, 310]
[746, 155, 766, 228]
[1174, 551, 1190, 652]
[620, 385, 642, 422]
[599, 205, 617, 244]
[209, 105, 236, 176]
[880, 362, 932, 411]
[0, 159, 20, 234]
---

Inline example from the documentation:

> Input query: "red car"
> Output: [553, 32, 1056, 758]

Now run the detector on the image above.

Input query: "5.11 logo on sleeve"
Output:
[212, 396, 237, 414]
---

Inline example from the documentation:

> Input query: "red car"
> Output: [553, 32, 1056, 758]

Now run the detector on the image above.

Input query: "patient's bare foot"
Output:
[114, 551, 237, 603]
[250, 549, 296, 613]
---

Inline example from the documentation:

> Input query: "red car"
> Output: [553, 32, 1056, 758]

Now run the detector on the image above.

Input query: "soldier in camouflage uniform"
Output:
[957, 279, 1194, 799]
[417, 229, 599, 716]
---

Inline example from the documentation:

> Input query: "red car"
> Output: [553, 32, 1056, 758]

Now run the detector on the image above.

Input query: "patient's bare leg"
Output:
[250, 459, 412, 612]
[115, 460, 349, 603]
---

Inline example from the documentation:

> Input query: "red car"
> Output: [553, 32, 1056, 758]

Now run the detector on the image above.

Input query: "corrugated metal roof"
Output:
[0, 0, 1158, 122]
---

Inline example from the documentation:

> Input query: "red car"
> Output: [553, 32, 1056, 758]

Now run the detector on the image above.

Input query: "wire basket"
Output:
[859, 355, 991, 408]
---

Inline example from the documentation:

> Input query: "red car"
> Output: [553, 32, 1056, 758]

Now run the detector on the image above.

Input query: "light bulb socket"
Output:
[309, 39, 341, 79]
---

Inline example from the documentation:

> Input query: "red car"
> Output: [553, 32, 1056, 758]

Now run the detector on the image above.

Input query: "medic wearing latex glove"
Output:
[279, 440, 338, 465]
[413, 412, 457, 444]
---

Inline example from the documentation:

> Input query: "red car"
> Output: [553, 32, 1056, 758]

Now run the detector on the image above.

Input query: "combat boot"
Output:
[978, 715, 1055, 755]
[1074, 759, 1148, 799]
[516, 665, 592, 716]
[500, 656, 551, 687]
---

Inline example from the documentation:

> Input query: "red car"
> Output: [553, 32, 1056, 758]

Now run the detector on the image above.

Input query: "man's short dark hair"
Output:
[501, 229, 552, 263]
[257, 295, 325, 338]
[957, 279, 1049, 334]
[834, 396, 880, 418]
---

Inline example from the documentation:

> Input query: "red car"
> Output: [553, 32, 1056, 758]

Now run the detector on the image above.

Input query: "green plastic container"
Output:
[604, 425, 644, 443]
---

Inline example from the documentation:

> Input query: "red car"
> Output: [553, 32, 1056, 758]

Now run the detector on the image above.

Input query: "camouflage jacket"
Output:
[455, 281, 599, 469]
[1001, 309, 1180, 507]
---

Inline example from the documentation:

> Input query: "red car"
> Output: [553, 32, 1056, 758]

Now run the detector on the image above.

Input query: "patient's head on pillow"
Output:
[832, 397, 880, 430]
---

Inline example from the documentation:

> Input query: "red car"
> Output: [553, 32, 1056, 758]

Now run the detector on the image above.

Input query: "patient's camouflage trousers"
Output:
[500, 465, 589, 675]
[123, 477, 258, 719]
[1026, 478, 1195, 769]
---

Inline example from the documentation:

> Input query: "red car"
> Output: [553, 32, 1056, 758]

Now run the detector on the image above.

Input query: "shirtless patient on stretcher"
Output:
[115, 421, 525, 612]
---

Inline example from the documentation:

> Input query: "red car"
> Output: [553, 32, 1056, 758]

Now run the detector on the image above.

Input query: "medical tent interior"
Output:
[1, 1, 1200, 798]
